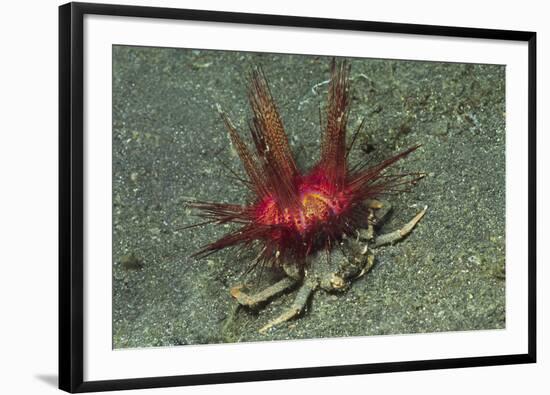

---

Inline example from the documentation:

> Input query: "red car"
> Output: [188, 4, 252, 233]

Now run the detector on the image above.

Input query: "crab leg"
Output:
[357, 200, 392, 241]
[259, 278, 318, 334]
[354, 248, 375, 280]
[373, 206, 427, 247]
[230, 276, 297, 309]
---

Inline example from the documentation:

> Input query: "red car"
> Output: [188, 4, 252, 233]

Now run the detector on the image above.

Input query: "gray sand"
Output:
[112, 47, 505, 348]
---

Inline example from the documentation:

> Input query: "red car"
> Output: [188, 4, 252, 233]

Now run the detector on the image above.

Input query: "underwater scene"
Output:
[112, 46, 505, 348]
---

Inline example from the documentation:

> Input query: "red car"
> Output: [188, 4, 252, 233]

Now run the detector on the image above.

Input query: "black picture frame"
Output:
[59, 2, 537, 393]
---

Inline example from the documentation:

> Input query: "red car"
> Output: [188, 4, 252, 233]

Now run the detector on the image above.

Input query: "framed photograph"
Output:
[59, 2, 536, 392]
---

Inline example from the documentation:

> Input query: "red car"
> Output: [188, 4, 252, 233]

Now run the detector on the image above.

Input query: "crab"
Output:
[229, 200, 427, 333]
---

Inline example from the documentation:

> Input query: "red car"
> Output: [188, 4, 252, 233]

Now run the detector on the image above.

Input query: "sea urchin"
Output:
[190, 59, 423, 269]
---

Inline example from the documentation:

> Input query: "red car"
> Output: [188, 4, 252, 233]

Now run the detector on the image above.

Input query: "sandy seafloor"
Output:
[112, 46, 505, 348]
